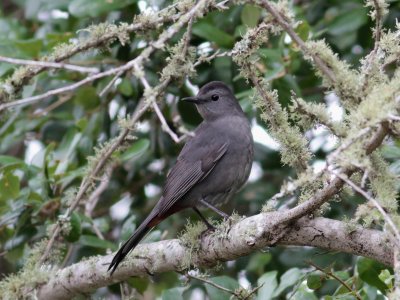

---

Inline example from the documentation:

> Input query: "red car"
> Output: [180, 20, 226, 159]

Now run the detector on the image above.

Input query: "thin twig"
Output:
[327, 127, 372, 164]
[186, 273, 238, 297]
[329, 169, 400, 246]
[120, 281, 133, 300]
[361, 0, 385, 92]
[92, 223, 106, 241]
[33, 94, 72, 117]
[134, 63, 182, 143]
[194, 50, 231, 67]
[61, 245, 74, 268]
[0, 58, 142, 111]
[360, 170, 369, 189]
[372, 0, 383, 52]
[186, 272, 263, 300]
[85, 165, 113, 217]
[182, 16, 194, 55]
[152, 101, 185, 143]
[388, 114, 400, 121]
[134, 33, 191, 144]
[307, 261, 362, 300]
[0, 108, 20, 135]
[0, 56, 99, 73]
[99, 70, 125, 98]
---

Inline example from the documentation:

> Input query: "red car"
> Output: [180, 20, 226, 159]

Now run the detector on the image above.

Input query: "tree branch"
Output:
[37, 216, 393, 300]
[0, 56, 99, 73]
[0, 6, 183, 101]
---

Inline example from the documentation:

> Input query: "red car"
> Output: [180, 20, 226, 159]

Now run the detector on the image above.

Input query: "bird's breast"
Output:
[209, 116, 254, 189]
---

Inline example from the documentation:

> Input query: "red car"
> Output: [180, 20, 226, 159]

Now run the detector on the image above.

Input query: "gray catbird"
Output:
[108, 81, 254, 274]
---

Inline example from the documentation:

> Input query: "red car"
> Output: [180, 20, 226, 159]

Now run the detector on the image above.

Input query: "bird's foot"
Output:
[200, 224, 216, 239]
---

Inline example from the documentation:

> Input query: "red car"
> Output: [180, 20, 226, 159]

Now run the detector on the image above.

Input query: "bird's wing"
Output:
[157, 142, 228, 215]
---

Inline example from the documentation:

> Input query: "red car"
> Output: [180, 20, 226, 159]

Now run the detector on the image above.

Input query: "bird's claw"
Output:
[200, 225, 216, 239]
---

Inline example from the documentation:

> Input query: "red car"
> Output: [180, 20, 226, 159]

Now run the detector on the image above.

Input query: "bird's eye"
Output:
[211, 94, 219, 101]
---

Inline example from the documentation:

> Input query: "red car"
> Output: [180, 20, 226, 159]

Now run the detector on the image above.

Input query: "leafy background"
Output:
[0, 0, 399, 298]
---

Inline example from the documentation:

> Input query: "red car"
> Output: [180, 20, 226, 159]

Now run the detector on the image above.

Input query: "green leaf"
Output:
[13, 39, 43, 58]
[295, 21, 310, 41]
[274, 268, 302, 296]
[192, 22, 235, 48]
[327, 7, 368, 36]
[307, 274, 322, 290]
[241, 4, 260, 28]
[118, 78, 134, 96]
[0, 155, 25, 166]
[76, 118, 88, 131]
[57, 167, 85, 190]
[0, 171, 20, 202]
[246, 252, 272, 273]
[65, 212, 82, 242]
[45, 32, 74, 50]
[54, 130, 82, 175]
[381, 145, 400, 160]
[162, 287, 185, 300]
[389, 160, 400, 175]
[205, 276, 239, 300]
[291, 283, 318, 300]
[4, 244, 24, 263]
[213, 57, 232, 84]
[357, 258, 388, 293]
[126, 276, 149, 293]
[73, 86, 100, 110]
[119, 139, 150, 162]
[0, 18, 26, 39]
[257, 271, 278, 300]
[379, 269, 394, 289]
[69, 0, 136, 17]
[258, 48, 283, 63]
[0, 39, 43, 58]
[79, 235, 116, 250]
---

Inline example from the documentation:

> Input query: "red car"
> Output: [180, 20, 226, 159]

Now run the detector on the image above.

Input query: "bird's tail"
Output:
[108, 209, 160, 275]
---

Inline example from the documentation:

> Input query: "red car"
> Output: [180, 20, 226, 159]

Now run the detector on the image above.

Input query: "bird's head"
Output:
[182, 81, 243, 120]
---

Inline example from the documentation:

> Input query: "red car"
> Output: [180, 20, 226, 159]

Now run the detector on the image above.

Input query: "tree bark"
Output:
[37, 215, 393, 300]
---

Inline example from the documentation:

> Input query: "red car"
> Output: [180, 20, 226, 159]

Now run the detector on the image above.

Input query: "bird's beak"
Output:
[181, 96, 208, 104]
[181, 96, 198, 103]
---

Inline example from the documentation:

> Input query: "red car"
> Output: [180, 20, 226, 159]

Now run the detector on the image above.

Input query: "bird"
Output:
[108, 81, 254, 275]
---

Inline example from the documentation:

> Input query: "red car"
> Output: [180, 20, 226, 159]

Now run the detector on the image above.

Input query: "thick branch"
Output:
[37, 216, 393, 300]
